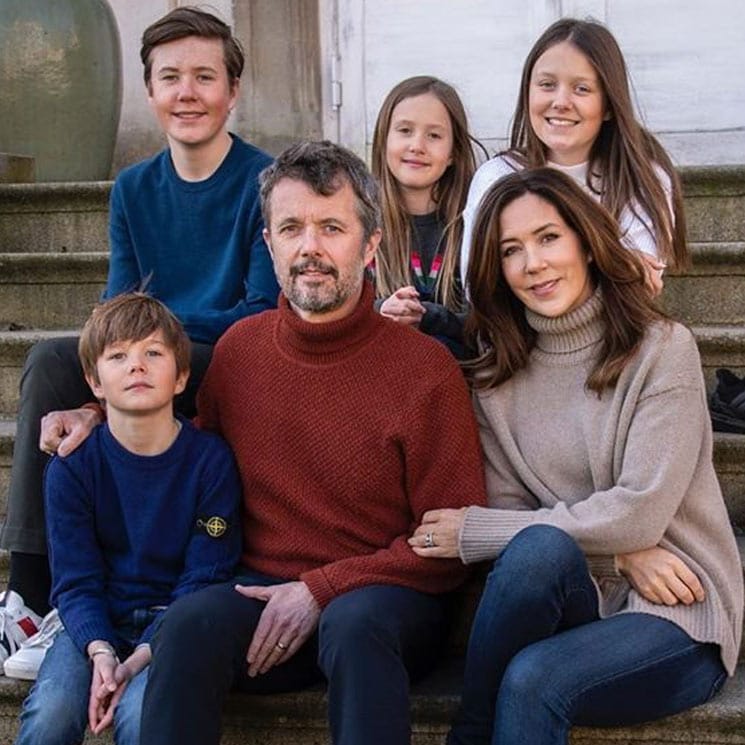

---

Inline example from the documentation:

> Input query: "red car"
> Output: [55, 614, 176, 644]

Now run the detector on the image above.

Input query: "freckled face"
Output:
[528, 41, 607, 166]
[499, 192, 594, 317]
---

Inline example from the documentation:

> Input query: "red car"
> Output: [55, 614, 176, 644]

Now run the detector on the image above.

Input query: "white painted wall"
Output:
[106, 0, 744, 170]
[321, 0, 745, 166]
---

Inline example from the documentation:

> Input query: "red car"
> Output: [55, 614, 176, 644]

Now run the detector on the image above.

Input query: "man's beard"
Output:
[285, 259, 362, 314]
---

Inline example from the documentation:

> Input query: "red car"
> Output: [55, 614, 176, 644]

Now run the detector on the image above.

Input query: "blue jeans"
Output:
[15, 615, 154, 745]
[140, 571, 448, 745]
[449, 525, 727, 745]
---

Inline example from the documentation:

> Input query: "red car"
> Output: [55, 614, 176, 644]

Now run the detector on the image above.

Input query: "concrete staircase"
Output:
[0, 167, 744, 743]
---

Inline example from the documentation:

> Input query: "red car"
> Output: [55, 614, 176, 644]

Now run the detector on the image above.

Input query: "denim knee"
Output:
[500, 643, 552, 704]
[112, 667, 148, 745]
[495, 525, 585, 584]
[16, 674, 88, 745]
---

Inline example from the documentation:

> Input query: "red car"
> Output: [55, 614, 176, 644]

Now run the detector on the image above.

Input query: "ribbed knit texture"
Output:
[196, 282, 487, 608]
[105, 133, 279, 344]
[461, 291, 743, 674]
[45, 418, 242, 655]
[460, 154, 670, 285]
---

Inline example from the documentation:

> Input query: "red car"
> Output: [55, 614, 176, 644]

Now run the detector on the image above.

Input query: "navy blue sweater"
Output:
[106, 133, 279, 344]
[45, 418, 242, 655]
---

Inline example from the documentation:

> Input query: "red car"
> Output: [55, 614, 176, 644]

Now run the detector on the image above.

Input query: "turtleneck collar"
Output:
[526, 287, 605, 363]
[275, 280, 383, 364]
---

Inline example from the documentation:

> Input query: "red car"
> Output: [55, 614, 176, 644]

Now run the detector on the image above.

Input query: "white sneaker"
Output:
[3, 608, 62, 680]
[0, 590, 42, 672]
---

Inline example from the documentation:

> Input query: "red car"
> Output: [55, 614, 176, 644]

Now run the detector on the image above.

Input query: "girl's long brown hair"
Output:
[463, 168, 667, 393]
[508, 18, 688, 270]
[371, 76, 484, 308]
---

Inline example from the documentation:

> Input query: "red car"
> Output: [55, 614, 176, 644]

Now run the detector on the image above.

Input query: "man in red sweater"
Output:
[44, 141, 487, 745]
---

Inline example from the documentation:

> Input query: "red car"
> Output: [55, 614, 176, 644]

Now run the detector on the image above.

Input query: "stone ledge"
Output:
[681, 165, 745, 197]
[0, 154, 34, 184]
[0, 182, 112, 213]
[0, 660, 743, 744]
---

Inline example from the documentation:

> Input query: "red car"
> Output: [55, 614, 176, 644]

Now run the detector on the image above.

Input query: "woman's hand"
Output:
[409, 508, 467, 559]
[634, 250, 666, 297]
[616, 546, 704, 606]
[380, 286, 425, 327]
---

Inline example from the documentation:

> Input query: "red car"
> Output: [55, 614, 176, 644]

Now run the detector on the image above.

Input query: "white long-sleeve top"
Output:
[459, 154, 672, 286]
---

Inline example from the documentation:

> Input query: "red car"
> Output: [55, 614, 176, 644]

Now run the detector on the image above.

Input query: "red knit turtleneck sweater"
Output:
[196, 282, 487, 607]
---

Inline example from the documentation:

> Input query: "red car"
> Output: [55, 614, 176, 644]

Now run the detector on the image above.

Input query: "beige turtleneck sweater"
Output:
[460, 291, 743, 675]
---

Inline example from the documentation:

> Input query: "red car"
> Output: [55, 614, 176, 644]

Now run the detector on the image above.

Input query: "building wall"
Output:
[107, 0, 743, 173]
[322, 0, 745, 166]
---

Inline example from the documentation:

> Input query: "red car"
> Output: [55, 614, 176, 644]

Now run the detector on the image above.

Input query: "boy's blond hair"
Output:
[78, 293, 190, 384]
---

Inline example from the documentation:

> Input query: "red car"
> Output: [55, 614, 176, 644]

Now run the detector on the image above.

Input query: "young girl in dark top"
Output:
[371, 76, 483, 357]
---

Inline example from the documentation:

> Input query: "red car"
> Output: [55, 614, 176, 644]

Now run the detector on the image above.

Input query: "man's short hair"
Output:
[140, 6, 244, 87]
[79, 293, 191, 384]
[259, 140, 381, 242]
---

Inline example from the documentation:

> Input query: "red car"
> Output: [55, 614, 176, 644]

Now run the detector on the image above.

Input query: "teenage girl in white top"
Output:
[460, 18, 688, 296]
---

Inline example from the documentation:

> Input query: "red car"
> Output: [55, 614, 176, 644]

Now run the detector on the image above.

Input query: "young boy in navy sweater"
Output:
[13, 294, 242, 745]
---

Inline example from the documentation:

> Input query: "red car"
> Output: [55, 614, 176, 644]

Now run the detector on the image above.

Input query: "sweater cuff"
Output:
[585, 554, 619, 579]
[299, 568, 336, 608]
[459, 506, 536, 564]
[67, 619, 118, 656]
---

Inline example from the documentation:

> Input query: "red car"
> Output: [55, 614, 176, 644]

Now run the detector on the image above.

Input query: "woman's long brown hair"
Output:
[463, 168, 667, 393]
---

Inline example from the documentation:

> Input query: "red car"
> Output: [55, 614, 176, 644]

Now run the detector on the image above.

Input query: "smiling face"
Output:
[528, 40, 607, 166]
[147, 35, 237, 154]
[499, 192, 594, 317]
[384, 92, 454, 214]
[87, 332, 188, 419]
[263, 178, 380, 323]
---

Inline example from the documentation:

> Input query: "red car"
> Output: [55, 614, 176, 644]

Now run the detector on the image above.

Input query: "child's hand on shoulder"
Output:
[380, 286, 425, 327]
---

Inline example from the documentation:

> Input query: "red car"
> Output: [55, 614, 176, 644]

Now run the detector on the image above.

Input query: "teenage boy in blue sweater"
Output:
[13, 294, 242, 745]
[0, 6, 277, 665]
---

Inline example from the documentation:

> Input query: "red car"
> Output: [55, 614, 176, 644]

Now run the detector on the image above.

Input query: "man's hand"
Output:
[235, 581, 320, 677]
[616, 546, 704, 606]
[380, 286, 425, 327]
[40, 407, 102, 457]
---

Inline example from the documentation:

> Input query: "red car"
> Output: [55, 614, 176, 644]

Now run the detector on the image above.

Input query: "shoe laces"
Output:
[20, 609, 62, 650]
[0, 598, 38, 656]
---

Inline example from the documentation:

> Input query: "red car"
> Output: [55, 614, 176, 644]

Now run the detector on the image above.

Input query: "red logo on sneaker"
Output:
[17, 617, 38, 638]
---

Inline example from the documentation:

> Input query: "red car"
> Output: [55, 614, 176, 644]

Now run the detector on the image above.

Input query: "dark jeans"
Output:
[448, 525, 727, 745]
[140, 572, 449, 745]
[0, 336, 213, 556]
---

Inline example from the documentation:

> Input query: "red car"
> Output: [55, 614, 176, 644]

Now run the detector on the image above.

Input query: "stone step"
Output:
[0, 252, 107, 330]
[0, 322, 736, 412]
[682, 165, 745, 245]
[0, 182, 110, 254]
[0, 329, 78, 419]
[0, 167, 740, 259]
[0, 242, 741, 333]
[0, 632, 743, 744]
[664, 242, 745, 326]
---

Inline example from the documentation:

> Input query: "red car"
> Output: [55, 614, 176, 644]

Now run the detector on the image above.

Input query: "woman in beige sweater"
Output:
[409, 168, 743, 745]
